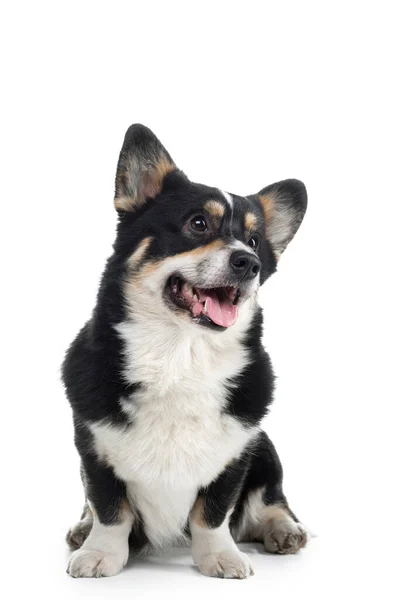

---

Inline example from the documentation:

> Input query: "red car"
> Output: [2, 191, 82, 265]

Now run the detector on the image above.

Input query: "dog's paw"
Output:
[264, 519, 308, 554]
[67, 549, 126, 578]
[197, 550, 254, 579]
[66, 520, 92, 550]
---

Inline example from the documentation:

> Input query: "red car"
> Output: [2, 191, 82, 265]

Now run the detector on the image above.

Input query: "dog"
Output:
[62, 124, 308, 579]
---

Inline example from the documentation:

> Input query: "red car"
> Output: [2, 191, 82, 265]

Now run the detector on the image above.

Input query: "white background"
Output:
[1, 1, 399, 598]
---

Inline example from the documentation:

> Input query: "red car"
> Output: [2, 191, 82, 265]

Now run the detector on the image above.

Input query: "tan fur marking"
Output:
[146, 156, 176, 199]
[182, 239, 224, 258]
[191, 497, 207, 528]
[114, 156, 175, 212]
[137, 239, 226, 279]
[205, 200, 225, 219]
[86, 499, 132, 527]
[244, 212, 258, 232]
[258, 192, 282, 260]
[258, 193, 275, 230]
[115, 195, 135, 211]
[126, 260, 159, 287]
[126, 239, 225, 290]
[126, 237, 153, 269]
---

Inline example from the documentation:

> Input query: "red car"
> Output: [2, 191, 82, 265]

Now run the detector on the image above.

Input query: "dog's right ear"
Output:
[114, 124, 177, 212]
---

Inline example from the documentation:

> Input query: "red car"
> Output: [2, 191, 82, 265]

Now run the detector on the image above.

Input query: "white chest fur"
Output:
[90, 308, 257, 545]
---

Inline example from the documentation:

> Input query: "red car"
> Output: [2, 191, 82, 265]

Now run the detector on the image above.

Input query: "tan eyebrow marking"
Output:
[244, 212, 258, 232]
[204, 200, 225, 219]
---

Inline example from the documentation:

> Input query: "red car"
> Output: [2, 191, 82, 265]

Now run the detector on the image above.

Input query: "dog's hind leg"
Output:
[66, 502, 93, 550]
[231, 430, 308, 554]
[66, 463, 93, 550]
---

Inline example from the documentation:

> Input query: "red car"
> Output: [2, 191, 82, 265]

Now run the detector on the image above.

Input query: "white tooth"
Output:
[204, 299, 209, 314]
[183, 282, 193, 297]
[193, 294, 199, 302]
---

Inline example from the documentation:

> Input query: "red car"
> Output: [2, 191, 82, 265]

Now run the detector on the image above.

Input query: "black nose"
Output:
[230, 251, 261, 280]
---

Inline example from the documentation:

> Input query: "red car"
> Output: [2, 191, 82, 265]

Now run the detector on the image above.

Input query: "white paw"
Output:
[197, 550, 254, 579]
[264, 519, 308, 554]
[67, 548, 126, 578]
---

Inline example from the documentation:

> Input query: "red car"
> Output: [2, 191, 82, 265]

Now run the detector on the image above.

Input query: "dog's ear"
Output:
[256, 179, 307, 258]
[114, 124, 177, 212]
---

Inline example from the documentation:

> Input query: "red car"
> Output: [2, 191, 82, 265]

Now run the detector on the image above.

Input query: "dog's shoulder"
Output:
[62, 318, 136, 424]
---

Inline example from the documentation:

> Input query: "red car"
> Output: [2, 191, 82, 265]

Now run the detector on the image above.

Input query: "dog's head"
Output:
[112, 125, 307, 332]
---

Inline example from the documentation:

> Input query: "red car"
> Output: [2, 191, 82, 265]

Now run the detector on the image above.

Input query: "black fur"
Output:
[200, 451, 250, 529]
[226, 308, 275, 426]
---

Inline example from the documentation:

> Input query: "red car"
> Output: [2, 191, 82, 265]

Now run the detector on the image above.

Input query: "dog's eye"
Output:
[190, 216, 208, 232]
[248, 235, 259, 250]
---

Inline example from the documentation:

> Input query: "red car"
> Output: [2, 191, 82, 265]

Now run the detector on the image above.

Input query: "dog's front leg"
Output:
[190, 459, 254, 579]
[67, 458, 134, 578]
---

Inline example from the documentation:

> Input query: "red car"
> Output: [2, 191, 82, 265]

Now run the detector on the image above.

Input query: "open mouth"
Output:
[167, 276, 240, 329]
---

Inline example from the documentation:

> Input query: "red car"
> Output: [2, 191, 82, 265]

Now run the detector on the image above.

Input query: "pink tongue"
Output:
[194, 289, 238, 327]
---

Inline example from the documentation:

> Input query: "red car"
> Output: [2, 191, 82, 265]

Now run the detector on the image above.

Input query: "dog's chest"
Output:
[92, 322, 252, 489]
[90, 320, 255, 544]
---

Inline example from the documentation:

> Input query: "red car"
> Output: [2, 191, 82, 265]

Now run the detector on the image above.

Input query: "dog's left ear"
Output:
[114, 124, 177, 212]
[256, 179, 307, 258]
